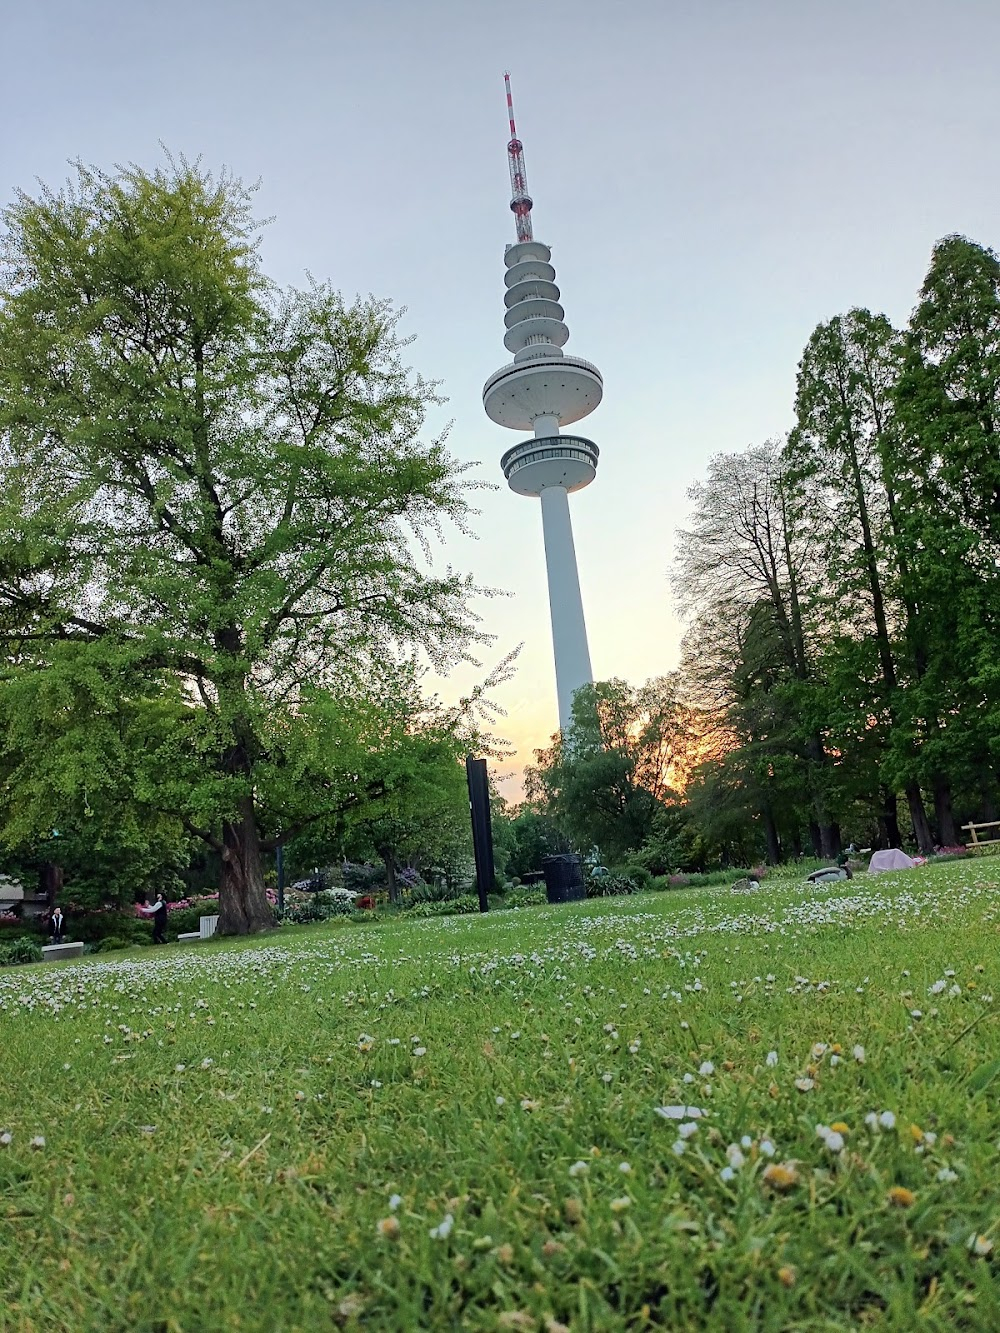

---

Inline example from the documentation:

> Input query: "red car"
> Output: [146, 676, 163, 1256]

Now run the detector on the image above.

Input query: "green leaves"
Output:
[966, 1057, 1000, 1096]
[0, 155, 489, 923]
[525, 677, 694, 867]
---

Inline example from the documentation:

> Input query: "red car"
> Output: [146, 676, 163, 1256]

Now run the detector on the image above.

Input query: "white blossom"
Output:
[428, 1213, 454, 1240]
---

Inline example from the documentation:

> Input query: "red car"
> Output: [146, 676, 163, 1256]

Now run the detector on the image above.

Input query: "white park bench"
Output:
[177, 915, 219, 945]
[41, 942, 84, 962]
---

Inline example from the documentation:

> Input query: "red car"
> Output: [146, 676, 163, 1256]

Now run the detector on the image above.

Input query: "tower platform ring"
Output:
[504, 277, 561, 308]
[504, 240, 552, 266]
[500, 434, 599, 496]
[503, 316, 570, 354]
[504, 258, 556, 289]
[504, 297, 565, 328]
[483, 355, 604, 431]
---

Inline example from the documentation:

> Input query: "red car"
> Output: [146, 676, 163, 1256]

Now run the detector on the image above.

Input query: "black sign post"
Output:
[466, 755, 495, 913]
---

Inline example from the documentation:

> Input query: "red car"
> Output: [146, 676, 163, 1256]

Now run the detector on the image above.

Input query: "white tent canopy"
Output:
[868, 849, 917, 873]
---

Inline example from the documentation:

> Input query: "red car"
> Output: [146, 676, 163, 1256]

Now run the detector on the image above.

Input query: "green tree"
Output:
[338, 728, 471, 902]
[0, 158, 483, 933]
[893, 235, 1000, 833]
[0, 641, 196, 906]
[525, 677, 690, 866]
[674, 443, 840, 857]
[493, 808, 572, 881]
[787, 308, 938, 851]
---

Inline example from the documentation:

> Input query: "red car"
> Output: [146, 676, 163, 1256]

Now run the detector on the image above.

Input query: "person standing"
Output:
[138, 893, 168, 944]
[49, 906, 66, 943]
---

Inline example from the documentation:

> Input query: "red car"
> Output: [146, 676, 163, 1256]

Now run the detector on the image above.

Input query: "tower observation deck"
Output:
[482, 75, 603, 737]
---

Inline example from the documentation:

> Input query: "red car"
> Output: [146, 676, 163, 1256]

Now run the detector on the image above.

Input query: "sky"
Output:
[4, 0, 1000, 795]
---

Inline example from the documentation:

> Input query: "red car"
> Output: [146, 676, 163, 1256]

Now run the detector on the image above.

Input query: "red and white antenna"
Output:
[504, 72, 534, 243]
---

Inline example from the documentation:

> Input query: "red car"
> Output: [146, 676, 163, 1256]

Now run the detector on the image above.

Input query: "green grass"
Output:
[2, 861, 1000, 1331]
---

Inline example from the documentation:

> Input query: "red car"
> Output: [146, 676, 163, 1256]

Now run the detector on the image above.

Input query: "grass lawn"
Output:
[2, 861, 1000, 1331]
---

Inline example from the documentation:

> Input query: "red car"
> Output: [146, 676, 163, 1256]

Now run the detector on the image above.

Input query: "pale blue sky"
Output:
[4, 0, 1000, 790]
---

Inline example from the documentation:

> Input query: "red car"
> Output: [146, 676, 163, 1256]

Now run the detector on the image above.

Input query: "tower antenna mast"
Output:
[504, 72, 534, 243]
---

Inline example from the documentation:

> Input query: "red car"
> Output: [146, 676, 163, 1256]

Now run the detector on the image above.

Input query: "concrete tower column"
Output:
[539, 484, 593, 734]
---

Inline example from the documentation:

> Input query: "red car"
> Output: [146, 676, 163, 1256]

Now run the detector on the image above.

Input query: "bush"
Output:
[505, 886, 547, 909]
[314, 889, 357, 916]
[72, 912, 152, 946]
[278, 891, 357, 926]
[0, 921, 42, 944]
[341, 863, 386, 894]
[90, 936, 137, 954]
[587, 873, 638, 898]
[0, 936, 43, 966]
[664, 868, 751, 889]
[621, 865, 652, 891]
[405, 895, 480, 919]
[403, 881, 460, 907]
[281, 899, 330, 925]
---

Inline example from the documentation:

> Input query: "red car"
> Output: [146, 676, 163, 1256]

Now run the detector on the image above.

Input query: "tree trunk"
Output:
[217, 794, 274, 934]
[820, 822, 841, 860]
[905, 782, 935, 855]
[879, 788, 901, 849]
[981, 777, 999, 825]
[39, 862, 63, 910]
[808, 821, 822, 857]
[762, 805, 781, 865]
[381, 850, 400, 906]
[933, 776, 958, 847]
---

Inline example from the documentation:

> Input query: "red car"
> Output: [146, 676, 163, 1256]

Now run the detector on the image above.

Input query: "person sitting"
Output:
[49, 906, 66, 943]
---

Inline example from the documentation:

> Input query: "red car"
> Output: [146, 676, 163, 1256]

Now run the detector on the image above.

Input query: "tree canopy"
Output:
[0, 158, 489, 930]
[523, 235, 1000, 873]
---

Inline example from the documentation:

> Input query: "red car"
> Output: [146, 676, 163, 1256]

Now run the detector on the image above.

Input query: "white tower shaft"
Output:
[540, 481, 593, 735]
[484, 74, 603, 738]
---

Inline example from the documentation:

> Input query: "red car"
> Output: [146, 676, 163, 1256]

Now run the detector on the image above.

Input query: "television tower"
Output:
[482, 74, 603, 737]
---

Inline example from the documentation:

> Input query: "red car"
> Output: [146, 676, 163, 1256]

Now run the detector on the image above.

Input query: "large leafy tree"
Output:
[492, 807, 572, 881]
[674, 443, 842, 856]
[0, 641, 194, 907]
[525, 677, 691, 866]
[0, 159, 484, 933]
[893, 235, 1000, 826]
[787, 308, 939, 850]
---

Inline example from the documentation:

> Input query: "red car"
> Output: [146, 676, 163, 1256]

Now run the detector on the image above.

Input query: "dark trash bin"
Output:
[542, 854, 586, 904]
